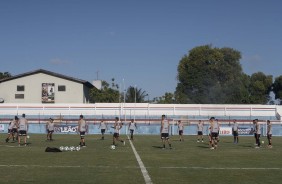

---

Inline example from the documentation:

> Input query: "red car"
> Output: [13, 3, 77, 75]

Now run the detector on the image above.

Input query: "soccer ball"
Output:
[70, 146, 75, 151]
[27, 135, 30, 139]
[59, 146, 64, 151]
[110, 145, 116, 150]
[261, 141, 264, 144]
[65, 146, 69, 151]
[76, 146, 81, 151]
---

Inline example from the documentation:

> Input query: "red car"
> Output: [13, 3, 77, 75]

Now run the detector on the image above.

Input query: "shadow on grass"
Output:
[238, 144, 253, 148]
[197, 145, 210, 149]
[152, 145, 164, 149]
[171, 139, 182, 142]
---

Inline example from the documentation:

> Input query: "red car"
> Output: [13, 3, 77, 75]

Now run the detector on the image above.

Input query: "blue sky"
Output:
[1, 0, 281, 99]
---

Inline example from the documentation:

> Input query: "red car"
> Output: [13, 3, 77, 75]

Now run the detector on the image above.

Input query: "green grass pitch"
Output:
[1, 133, 282, 184]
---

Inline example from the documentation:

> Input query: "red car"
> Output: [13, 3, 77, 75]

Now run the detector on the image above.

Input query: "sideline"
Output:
[127, 135, 153, 184]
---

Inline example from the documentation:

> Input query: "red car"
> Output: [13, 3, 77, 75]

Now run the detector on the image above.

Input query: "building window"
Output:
[15, 94, 24, 99]
[17, 85, 25, 91]
[58, 85, 66, 91]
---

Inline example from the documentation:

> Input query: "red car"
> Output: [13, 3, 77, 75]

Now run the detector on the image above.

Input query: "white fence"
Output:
[0, 103, 280, 120]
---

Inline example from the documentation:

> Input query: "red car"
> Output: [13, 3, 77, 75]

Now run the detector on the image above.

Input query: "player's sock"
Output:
[5, 138, 9, 143]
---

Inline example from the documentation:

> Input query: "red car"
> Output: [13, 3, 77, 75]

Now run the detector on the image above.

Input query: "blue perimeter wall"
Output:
[1, 123, 282, 136]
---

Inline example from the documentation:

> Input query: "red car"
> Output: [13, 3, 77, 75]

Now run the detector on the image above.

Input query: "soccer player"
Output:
[78, 115, 87, 147]
[255, 119, 261, 148]
[197, 120, 204, 142]
[18, 114, 28, 146]
[232, 119, 239, 144]
[216, 119, 220, 142]
[252, 119, 257, 146]
[98, 120, 108, 140]
[267, 120, 272, 148]
[177, 120, 184, 141]
[112, 117, 125, 146]
[6, 116, 19, 143]
[160, 115, 172, 149]
[128, 119, 137, 140]
[46, 118, 55, 141]
[207, 124, 212, 146]
[210, 117, 219, 150]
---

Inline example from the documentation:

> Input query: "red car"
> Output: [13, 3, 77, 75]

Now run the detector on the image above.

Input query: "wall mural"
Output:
[42, 83, 55, 103]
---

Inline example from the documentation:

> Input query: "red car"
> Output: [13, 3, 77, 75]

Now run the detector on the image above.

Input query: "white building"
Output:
[0, 69, 94, 103]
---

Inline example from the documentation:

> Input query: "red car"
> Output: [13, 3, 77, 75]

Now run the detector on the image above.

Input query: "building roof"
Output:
[0, 69, 94, 88]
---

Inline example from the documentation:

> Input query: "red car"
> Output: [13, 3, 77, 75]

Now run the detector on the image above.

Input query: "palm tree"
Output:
[125, 86, 148, 103]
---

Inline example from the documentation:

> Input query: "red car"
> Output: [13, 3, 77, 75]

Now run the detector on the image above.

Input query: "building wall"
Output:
[0, 73, 85, 103]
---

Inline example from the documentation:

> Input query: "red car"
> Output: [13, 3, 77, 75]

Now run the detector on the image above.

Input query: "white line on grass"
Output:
[127, 135, 153, 184]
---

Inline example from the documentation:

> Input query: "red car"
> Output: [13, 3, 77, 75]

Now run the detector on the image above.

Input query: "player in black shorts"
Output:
[112, 117, 125, 146]
[6, 116, 19, 143]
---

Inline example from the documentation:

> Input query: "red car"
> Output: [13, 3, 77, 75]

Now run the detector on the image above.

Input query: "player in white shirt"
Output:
[98, 120, 108, 140]
[112, 117, 125, 146]
[197, 120, 204, 142]
[46, 118, 55, 141]
[160, 115, 172, 149]
[232, 120, 239, 144]
[78, 115, 87, 147]
[6, 116, 19, 143]
[18, 114, 28, 146]
[128, 119, 137, 140]
[210, 117, 219, 150]
[267, 120, 272, 148]
[177, 120, 184, 142]
[255, 119, 261, 148]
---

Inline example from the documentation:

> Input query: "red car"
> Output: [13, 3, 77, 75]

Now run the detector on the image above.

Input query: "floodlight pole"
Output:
[134, 85, 137, 121]
[123, 78, 126, 122]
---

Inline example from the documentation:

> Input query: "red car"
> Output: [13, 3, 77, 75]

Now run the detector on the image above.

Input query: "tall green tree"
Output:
[89, 80, 120, 103]
[273, 75, 282, 104]
[248, 72, 272, 104]
[125, 86, 148, 103]
[0, 72, 12, 80]
[176, 45, 244, 104]
[155, 92, 175, 104]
